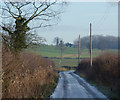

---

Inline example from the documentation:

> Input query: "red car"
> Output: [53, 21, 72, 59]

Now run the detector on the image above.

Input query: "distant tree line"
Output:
[53, 37, 73, 47]
[53, 35, 119, 50]
[73, 35, 119, 50]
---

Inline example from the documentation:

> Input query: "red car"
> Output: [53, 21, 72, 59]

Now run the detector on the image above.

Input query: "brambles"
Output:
[77, 53, 120, 98]
[2, 47, 58, 98]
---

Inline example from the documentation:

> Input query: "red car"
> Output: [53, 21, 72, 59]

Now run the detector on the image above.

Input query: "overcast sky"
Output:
[36, 2, 118, 45]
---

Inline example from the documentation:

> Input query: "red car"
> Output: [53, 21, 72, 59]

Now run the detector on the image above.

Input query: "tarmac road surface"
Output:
[51, 70, 108, 99]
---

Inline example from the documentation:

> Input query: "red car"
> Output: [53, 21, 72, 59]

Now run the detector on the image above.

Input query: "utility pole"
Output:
[78, 35, 80, 65]
[90, 23, 92, 67]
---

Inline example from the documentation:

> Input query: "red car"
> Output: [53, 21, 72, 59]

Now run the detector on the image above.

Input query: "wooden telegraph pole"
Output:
[90, 23, 92, 67]
[78, 35, 80, 65]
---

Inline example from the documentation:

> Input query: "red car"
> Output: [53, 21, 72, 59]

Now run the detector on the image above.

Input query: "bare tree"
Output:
[26, 32, 47, 46]
[0, 1, 66, 53]
[59, 40, 64, 59]
[53, 37, 62, 46]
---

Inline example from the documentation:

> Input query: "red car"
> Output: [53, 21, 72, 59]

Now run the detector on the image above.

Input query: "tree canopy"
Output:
[0, 1, 66, 53]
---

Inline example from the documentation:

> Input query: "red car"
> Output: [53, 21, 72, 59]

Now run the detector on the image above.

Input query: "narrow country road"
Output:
[51, 71, 108, 99]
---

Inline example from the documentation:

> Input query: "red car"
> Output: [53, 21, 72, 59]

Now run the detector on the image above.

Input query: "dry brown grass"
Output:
[55, 67, 69, 72]
[2, 47, 59, 98]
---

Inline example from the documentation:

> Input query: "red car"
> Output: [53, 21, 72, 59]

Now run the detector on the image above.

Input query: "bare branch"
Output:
[24, 1, 57, 25]
[34, 17, 52, 21]
[0, 15, 13, 18]
[19, 2, 31, 9]
[0, 25, 13, 35]
[9, 2, 22, 17]
[4, 2, 18, 18]
[30, 23, 57, 30]
[0, 32, 11, 47]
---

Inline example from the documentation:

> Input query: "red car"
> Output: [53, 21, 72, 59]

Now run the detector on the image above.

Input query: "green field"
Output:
[27, 45, 118, 67]
[27, 45, 78, 58]
[27, 45, 107, 58]
[50, 58, 78, 67]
